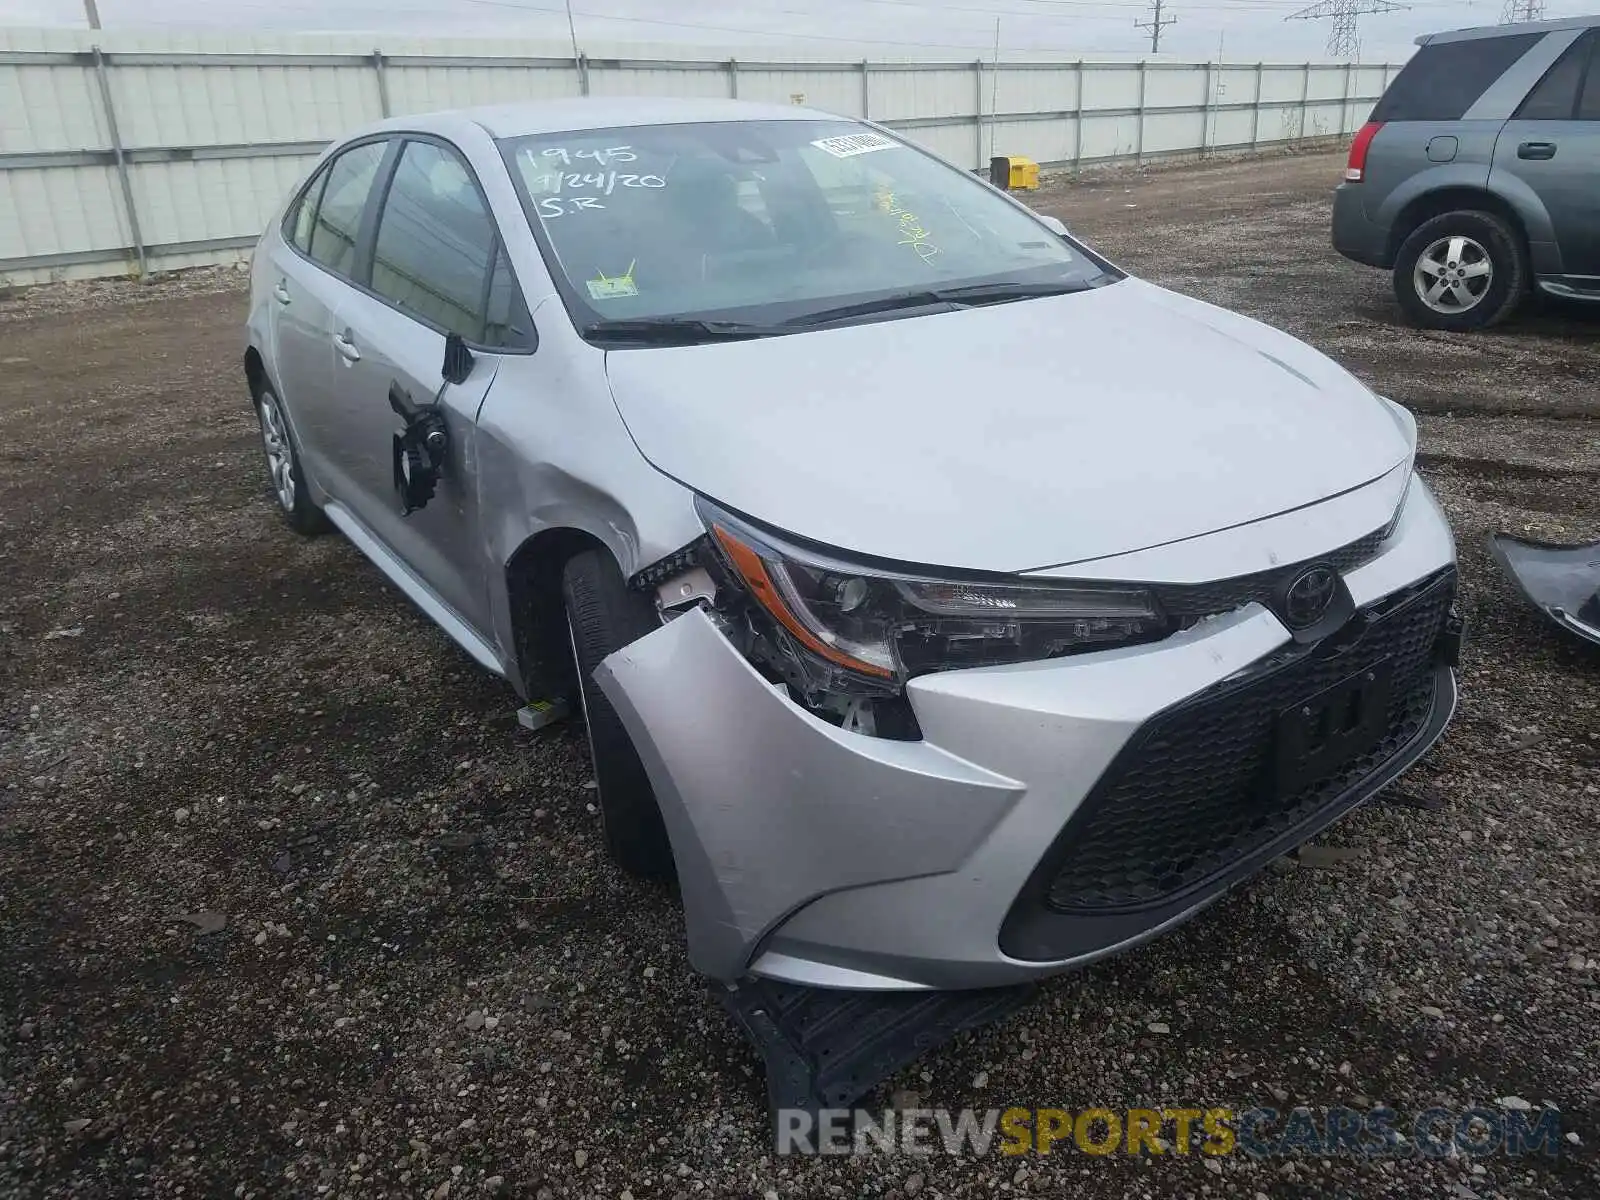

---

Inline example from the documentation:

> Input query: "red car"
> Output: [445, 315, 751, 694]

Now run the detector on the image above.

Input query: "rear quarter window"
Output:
[1372, 33, 1542, 121]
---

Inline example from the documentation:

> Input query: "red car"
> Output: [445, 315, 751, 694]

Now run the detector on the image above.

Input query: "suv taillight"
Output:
[1345, 121, 1383, 182]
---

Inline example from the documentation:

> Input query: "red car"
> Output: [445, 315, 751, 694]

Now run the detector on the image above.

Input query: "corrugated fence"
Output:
[0, 29, 1399, 285]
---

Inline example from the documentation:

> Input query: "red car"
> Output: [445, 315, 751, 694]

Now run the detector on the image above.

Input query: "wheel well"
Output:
[1387, 188, 1527, 264]
[244, 346, 266, 401]
[505, 527, 610, 700]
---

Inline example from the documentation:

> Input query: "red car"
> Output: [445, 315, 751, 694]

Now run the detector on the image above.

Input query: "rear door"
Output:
[324, 136, 535, 638]
[266, 139, 393, 491]
[1492, 29, 1600, 281]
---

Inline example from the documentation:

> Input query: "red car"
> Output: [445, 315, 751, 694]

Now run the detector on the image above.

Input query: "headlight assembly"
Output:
[695, 497, 1172, 696]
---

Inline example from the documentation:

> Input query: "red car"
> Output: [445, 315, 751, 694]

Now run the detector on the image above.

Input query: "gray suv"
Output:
[1333, 16, 1600, 330]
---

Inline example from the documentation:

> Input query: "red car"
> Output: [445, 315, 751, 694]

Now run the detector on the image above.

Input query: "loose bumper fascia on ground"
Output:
[1487, 533, 1600, 649]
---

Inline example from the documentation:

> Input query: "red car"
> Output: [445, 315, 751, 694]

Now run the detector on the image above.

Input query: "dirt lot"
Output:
[1, 148, 1597, 1200]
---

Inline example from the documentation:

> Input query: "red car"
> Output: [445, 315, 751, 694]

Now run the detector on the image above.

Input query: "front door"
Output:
[320, 137, 533, 640]
[1493, 29, 1600, 281]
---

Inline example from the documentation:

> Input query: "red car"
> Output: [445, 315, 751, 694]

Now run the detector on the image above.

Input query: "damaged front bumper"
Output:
[1487, 533, 1600, 649]
[596, 479, 1461, 991]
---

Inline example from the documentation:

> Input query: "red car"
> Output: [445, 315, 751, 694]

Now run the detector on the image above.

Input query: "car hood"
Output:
[602, 278, 1410, 573]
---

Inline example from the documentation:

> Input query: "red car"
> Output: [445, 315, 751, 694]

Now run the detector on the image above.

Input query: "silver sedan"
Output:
[246, 97, 1460, 992]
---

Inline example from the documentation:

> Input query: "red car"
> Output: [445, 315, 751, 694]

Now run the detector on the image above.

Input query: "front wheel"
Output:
[1392, 210, 1527, 332]
[561, 549, 674, 878]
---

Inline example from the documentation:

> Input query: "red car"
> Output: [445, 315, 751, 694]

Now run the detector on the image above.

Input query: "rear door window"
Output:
[307, 141, 388, 278]
[1514, 32, 1595, 119]
[1372, 33, 1541, 121]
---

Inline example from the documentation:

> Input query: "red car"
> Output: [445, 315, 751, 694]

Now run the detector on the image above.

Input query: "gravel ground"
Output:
[2, 148, 1597, 1200]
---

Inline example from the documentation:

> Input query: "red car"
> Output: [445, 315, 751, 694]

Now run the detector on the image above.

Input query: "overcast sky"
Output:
[1, 0, 1591, 62]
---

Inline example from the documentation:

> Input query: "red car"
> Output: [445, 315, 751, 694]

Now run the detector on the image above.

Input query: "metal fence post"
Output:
[1201, 60, 1212, 158]
[1134, 61, 1146, 166]
[372, 49, 391, 117]
[727, 57, 738, 99]
[1073, 59, 1084, 176]
[1342, 59, 1354, 135]
[860, 58, 870, 119]
[1250, 61, 1263, 150]
[1299, 62, 1311, 144]
[974, 58, 985, 170]
[91, 46, 146, 280]
[577, 51, 590, 96]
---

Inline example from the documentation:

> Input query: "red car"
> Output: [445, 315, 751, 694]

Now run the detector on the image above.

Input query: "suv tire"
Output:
[253, 380, 330, 535]
[1392, 210, 1527, 332]
[561, 549, 675, 878]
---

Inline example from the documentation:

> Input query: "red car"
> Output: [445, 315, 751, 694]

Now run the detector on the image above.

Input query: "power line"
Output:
[1499, 0, 1546, 22]
[1287, 0, 1406, 59]
[1135, 0, 1177, 52]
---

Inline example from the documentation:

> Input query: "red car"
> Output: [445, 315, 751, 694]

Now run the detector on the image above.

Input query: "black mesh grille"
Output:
[1039, 568, 1454, 914]
[1154, 527, 1388, 621]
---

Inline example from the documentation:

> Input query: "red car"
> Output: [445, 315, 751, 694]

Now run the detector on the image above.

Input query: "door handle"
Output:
[333, 330, 361, 363]
[272, 281, 291, 305]
[1518, 141, 1557, 160]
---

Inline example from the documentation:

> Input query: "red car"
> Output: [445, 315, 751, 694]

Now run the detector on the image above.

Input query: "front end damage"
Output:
[594, 478, 1461, 1124]
[1487, 533, 1600, 649]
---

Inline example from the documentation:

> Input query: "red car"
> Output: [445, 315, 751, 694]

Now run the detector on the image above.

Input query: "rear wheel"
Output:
[561, 549, 674, 878]
[1392, 210, 1526, 332]
[253, 380, 328, 535]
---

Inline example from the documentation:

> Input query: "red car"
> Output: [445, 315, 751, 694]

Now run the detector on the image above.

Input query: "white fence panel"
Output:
[0, 28, 1397, 286]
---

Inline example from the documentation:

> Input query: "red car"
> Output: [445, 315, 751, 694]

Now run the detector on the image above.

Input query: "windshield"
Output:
[498, 119, 1117, 336]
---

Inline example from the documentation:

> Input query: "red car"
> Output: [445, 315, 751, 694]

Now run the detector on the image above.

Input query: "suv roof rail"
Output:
[1419, 14, 1600, 46]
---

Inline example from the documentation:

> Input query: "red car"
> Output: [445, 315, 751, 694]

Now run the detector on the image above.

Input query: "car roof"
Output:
[428, 96, 844, 140]
[1418, 12, 1600, 45]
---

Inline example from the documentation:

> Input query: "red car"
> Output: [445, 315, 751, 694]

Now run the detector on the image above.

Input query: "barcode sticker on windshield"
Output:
[810, 132, 898, 158]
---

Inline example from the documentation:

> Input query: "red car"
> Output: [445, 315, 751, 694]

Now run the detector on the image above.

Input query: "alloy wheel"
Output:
[1413, 235, 1493, 315]
[257, 392, 296, 512]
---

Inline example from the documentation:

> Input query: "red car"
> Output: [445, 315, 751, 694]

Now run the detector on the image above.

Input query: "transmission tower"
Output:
[1135, 0, 1177, 53]
[1288, 0, 1406, 60]
[1500, 0, 1546, 22]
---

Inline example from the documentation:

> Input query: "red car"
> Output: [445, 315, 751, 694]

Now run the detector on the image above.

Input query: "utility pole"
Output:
[1500, 0, 1546, 22]
[1135, 0, 1177, 54]
[1287, 0, 1406, 60]
[84, 0, 102, 29]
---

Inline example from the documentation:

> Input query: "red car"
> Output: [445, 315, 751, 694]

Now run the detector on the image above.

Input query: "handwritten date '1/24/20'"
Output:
[531, 171, 668, 218]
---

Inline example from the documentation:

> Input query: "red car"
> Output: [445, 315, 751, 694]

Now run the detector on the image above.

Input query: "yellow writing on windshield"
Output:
[873, 187, 940, 264]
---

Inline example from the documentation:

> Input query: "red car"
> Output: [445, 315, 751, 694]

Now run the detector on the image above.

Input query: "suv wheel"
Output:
[561, 549, 675, 878]
[1392, 210, 1527, 331]
[254, 381, 329, 535]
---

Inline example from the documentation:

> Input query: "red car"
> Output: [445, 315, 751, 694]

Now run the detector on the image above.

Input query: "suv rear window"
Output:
[1371, 33, 1541, 122]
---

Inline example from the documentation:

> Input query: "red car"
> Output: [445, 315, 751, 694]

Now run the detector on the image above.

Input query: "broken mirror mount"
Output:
[1487, 532, 1600, 650]
[389, 334, 476, 515]
[390, 382, 450, 515]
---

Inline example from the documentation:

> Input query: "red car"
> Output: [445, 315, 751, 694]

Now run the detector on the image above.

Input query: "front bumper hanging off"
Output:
[1488, 533, 1600, 649]
[596, 476, 1460, 992]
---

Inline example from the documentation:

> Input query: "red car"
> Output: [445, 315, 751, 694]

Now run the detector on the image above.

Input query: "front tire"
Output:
[561, 549, 674, 878]
[253, 380, 328, 535]
[1392, 210, 1526, 332]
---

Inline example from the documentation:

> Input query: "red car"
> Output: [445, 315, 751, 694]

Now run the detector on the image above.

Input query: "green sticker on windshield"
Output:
[587, 262, 638, 300]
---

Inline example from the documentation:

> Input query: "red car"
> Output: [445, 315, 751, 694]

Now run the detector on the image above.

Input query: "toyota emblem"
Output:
[1283, 565, 1338, 629]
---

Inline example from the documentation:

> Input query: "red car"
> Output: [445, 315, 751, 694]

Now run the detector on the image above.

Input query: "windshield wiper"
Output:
[580, 317, 788, 345]
[784, 280, 1093, 328]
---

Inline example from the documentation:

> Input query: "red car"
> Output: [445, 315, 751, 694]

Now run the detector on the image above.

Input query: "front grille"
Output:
[1154, 527, 1388, 622]
[1037, 567, 1454, 914]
